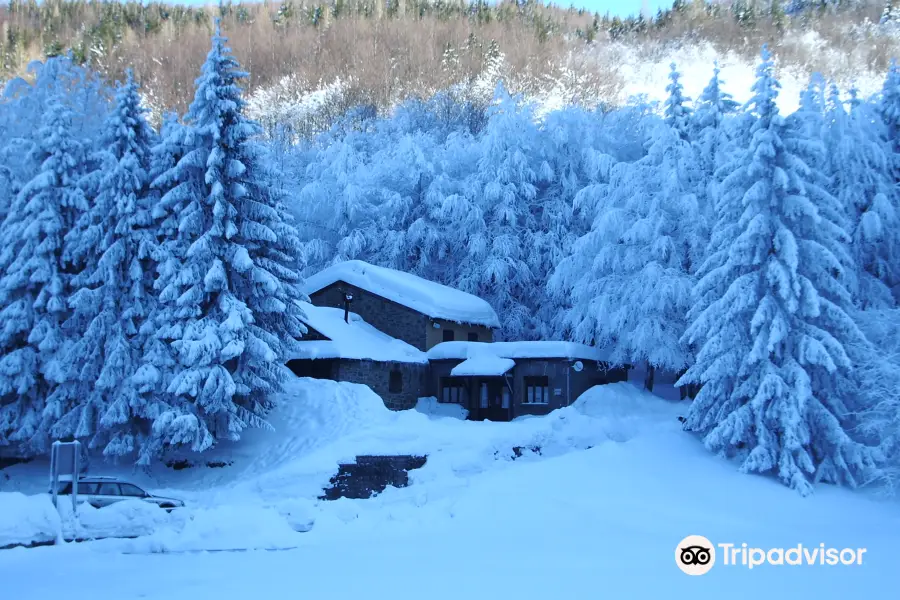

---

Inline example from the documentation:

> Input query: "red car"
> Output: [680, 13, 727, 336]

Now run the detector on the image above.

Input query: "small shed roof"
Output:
[303, 260, 500, 328]
[292, 302, 428, 364]
[427, 341, 610, 362]
[450, 356, 516, 377]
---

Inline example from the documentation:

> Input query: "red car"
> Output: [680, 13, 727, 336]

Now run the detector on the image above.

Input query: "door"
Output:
[478, 379, 511, 422]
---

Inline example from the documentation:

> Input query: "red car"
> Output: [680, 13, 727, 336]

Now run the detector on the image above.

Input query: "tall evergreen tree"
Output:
[55, 70, 162, 458]
[147, 22, 306, 455]
[132, 111, 213, 464]
[679, 47, 876, 495]
[0, 99, 88, 453]
[824, 84, 898, 308]
[664, 62, 693, 140]
[694, 62, 739, 179]
[692, 63, 740, 259]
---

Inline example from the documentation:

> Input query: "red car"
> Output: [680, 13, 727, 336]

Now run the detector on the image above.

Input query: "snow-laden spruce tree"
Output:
[551, 116, 700, 389]
[824, 84, 898, 308]
[693, 62, 739, 222]
[147, 22, 307, 456]
[694, 63, 740, 137]
[0, 55, 109, 231]
[129, 111, 205, 464]
[664, 62, 693, 141]
[0, 99, 89, 454]
[679, 47, 877, 495]
[0, 157, 15, 224]
[51, 70, 164, 458]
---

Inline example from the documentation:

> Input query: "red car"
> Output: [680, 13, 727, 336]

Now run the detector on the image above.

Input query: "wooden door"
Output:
[479, 379, 511, 422]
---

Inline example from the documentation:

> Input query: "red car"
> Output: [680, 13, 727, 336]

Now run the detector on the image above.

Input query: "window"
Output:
[119, 483, 146, 497]
[467, 332, 479, 342]
[55, 481, 99, 495]
[524, 376, 550, 405]
[443, 329, 455, 342]
[97, 483, 120, 496]
[502, 386, 510, 409]
[77, 482, 99, 494]
[389, 370, 403, 393]
[479, 383, 489, 409]
[440, 377, 467, 404]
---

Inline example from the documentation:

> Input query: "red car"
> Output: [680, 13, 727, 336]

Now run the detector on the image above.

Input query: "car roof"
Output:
[78, 476, 127, 482]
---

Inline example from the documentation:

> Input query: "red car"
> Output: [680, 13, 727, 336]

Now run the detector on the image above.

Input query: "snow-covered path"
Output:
[2, 380, 898, 599]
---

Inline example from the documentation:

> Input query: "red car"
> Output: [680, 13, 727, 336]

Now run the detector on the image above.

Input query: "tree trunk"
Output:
[644, 362, 655, 393]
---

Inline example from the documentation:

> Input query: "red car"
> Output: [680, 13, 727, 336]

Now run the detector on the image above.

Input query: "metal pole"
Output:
[71, 441, 80, 516]
[50, 441, 59, 509]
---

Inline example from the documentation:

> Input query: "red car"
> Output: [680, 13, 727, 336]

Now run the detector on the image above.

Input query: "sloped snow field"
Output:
[1, 378, 899, 599]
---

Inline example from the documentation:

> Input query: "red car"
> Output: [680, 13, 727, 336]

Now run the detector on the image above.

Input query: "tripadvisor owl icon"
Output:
[676, 535, 716, 575]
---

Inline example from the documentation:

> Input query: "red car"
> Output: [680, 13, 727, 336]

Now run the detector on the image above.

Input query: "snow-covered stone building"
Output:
[302, 260, 500, 350]
[288, 261, 627, 419]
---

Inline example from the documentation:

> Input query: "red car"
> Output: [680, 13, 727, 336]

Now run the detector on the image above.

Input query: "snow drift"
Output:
[1, 377, 687, 552]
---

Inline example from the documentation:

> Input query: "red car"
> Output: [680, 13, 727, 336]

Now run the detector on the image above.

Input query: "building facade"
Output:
[291, 261, 625, 421]
[425, 343, 628, 421]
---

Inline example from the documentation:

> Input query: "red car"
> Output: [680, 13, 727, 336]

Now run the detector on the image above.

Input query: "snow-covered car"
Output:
[52, 476, 185, 511]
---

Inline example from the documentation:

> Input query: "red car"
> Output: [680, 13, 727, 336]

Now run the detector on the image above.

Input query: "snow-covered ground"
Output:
[2, 377, 899, 599]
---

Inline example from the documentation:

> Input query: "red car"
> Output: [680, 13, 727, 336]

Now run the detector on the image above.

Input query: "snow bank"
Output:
[114, 504, 304, 553]
[293, 302, 427, 363]
[0, 492, 60, 548]
[303, 260, 500, 327]
[219, 379, 687, 512]
[11, 498, 311, 554]
[0, 492, 184, 548]
[1, 378, 688, 554]
[415, 397, 468, 420]
[64, 499, 174, 540]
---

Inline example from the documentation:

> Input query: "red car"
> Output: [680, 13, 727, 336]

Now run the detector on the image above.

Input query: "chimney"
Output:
[343, 291, 354, 323]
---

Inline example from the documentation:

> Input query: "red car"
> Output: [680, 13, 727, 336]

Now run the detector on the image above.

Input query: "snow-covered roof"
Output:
[303, 260, 500, 328]
[427, 341, 611, 362]
[450, 356, 516, 377]
[292, 302, 428, 364]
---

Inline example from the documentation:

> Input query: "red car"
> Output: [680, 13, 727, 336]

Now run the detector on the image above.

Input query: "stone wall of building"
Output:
[310, 283, 429, 351]
[425, 319, 494, 349]
[335, 359, 427, 410]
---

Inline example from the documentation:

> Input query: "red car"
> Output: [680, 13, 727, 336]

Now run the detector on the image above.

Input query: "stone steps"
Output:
[320, 455, 427, 500]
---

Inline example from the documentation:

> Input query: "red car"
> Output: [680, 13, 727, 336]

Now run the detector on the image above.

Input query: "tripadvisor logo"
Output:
[675, 535, 867, 575]
[676, 535, 716, 576]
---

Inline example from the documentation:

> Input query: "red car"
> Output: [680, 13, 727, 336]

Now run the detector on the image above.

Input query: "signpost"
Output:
[49, 440, 81, 513]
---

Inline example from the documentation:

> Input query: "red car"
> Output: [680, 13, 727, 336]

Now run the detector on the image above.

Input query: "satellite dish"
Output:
[572, 361, 584, 372]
